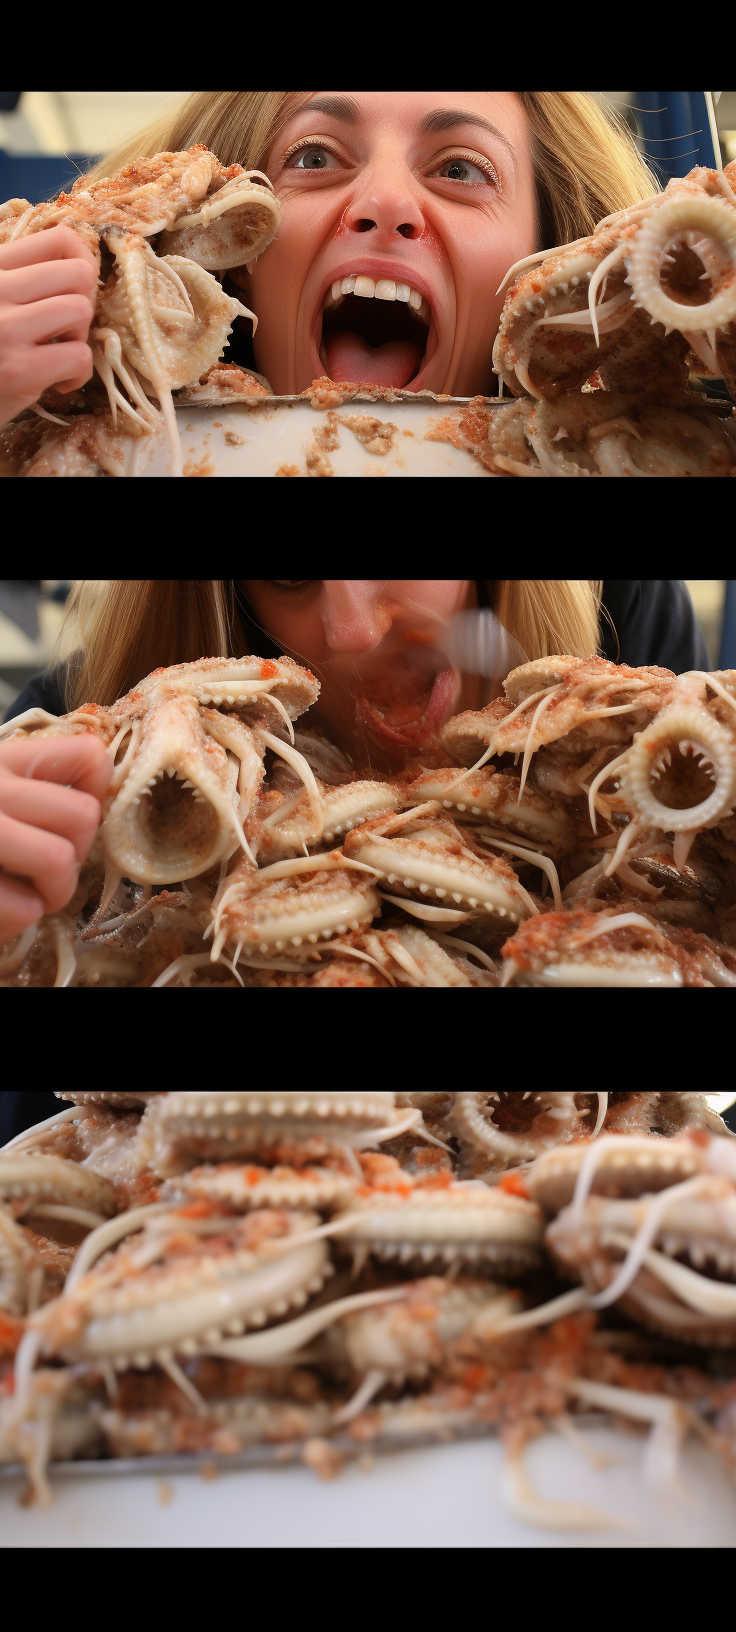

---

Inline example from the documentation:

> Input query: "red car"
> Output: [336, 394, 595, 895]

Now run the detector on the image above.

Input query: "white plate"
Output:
[131, 392, 500, 477]
[2, 1429, 734, 1549]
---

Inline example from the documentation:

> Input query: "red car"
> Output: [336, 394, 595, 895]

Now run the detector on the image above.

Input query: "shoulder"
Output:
[2, 666, 67, 725]
[600, 581, 709, 673]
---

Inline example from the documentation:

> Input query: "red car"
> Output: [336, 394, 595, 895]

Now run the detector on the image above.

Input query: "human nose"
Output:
[320, 581, 394, 654]
[341, 151, 425, 245]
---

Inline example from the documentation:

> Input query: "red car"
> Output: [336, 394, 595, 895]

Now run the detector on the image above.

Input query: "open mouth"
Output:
[318, 276, 432, 390]
[356, 656, 459, 750]
[650, 740, 718, 809]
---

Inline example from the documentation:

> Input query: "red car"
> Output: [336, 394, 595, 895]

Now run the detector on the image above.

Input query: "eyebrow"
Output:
[295, 95, 362, 125]
[417, 108, 516, 158]
[289, 98, 516, 163]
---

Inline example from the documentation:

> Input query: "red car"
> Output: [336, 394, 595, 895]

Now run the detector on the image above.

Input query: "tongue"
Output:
[324, 330, 423, 388]
[359, 668, 457, 747]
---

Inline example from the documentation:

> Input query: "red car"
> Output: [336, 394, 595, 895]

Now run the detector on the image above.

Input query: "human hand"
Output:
[0, 734, 111, 944]
[0, 225, 99, 427]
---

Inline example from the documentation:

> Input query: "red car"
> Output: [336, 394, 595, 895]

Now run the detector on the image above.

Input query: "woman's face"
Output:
[242, 579, 484, 771]
[241, 92, 537, 397]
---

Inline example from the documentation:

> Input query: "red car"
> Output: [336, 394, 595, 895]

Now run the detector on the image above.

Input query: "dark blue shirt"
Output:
[598, 580, 709, 671]
[0, 1090, 60, 1144]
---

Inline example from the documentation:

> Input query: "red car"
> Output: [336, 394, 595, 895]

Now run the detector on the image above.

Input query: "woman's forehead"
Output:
[280, 91, 527, 143]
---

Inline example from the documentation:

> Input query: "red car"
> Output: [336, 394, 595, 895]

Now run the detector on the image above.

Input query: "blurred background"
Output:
[0, 92, 733, 207]
[0, 581, 734, 725]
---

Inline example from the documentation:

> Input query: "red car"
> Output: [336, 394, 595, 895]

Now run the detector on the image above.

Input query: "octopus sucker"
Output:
[450, 1091, 589, 1169]
[620, 701, 736, 835]
[625, 193, 736, 344]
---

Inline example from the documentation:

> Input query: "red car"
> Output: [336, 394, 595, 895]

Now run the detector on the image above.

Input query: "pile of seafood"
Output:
[449, 159, 736, 477]
[0, 146, 281, 476]
[1, 1089, 735, 1526]
[2, 650, 736, 989]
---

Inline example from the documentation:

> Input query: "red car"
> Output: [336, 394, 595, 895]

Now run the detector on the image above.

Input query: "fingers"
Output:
[0, 875, 45, 941]
[0, 340, 93, 410]
[0, 226, 102, 423]
[0, 224, 100, 276]
[0, 738, 111, 925]
[5, 292, 95, 347]
[0, 809, 80, 915]
[0, 774, 103, 867]
[41, 340, 94, 394]
[1, 257, 98, 310]
[0, 734, 112, 802]
[0, 227, 100, 420]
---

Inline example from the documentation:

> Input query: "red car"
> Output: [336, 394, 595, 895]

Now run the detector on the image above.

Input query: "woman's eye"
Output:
[432, 156, 493, 185]
[288, 146, 342, 171]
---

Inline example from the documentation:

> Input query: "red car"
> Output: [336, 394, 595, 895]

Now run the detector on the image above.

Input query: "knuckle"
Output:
[0, 354, 25, 391]
[75, 790, 102, 826]
[43, 833, 76, 875]
[64, 341, 92, 377]
[63, 339, 87, 364]
[72, 256, 97, 286]
[66, 293, 94, 324]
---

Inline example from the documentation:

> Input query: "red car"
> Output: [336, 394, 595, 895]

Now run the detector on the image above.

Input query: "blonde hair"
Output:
[62, 581, 603, 708]
[516, 93, 659, 246]
[492, 581, 602, 662]
[85, 90, 658, 251]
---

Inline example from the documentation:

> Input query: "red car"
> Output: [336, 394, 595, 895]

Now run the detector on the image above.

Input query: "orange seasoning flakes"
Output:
[498, 1171, 532, 1200]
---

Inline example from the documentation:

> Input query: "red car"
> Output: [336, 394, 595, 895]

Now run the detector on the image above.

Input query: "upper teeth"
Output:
[326, 276, 430, 324]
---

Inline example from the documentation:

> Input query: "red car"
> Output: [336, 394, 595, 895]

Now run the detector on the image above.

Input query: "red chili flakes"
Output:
[260, 661, 280, 679]
[416, 1169, 454, 1191]
[0, 1313, 25, 1359]
[176, 1200, 220, 1220]
[498, 1171, 531, 1200]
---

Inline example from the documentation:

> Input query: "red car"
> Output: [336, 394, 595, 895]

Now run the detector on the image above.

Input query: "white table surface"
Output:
[2, 1429, 735, 1548]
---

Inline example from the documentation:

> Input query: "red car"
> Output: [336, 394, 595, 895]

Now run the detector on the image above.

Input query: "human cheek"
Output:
[399, 580, 469, 620]
[250, 217, 318, 383]
[451, 216, 530, 313]
[259, 598, 326, 667]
